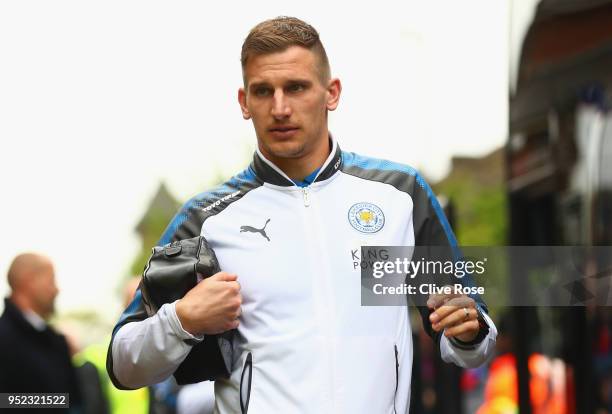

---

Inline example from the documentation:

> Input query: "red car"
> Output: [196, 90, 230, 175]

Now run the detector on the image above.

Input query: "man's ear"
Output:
[238, 88, 251, 119]
[326, 78, 342, 111]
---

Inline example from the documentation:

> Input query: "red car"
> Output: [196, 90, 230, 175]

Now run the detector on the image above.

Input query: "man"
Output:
[0, 253, 81, 411]
[108, 17, 497, 413]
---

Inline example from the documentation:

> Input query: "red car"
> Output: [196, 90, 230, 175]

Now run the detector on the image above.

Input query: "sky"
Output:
[0, 0, 538, 318]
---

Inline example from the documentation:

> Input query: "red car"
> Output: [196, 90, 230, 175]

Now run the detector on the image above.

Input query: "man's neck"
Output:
[22, 308, 47, 331]
[10, 294, 46, 321]
[9, 295, 47, 330]
[266, 137, 331, 181]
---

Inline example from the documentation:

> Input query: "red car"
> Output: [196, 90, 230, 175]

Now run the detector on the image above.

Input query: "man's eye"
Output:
[254, 88, 271, 97]
[288, 84, 304, 93]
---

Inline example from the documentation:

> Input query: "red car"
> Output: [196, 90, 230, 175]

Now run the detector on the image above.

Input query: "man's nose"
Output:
[271, 90, 291, 118]
[49, 277, 59, 297]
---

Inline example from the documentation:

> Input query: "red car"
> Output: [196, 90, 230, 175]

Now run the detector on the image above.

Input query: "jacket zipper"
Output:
[240, 352, 253, 414]
[301, 186, 336, 410]
[302, 187, 311, 207]
[394, 345, 399, 414]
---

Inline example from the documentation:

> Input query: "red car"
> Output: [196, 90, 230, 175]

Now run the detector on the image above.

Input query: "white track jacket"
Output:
[108, 138, 497, 413]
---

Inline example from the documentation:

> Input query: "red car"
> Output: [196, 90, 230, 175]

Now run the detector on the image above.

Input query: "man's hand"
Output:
[427, 293, 480, 343]
[175, 272, 242, 336]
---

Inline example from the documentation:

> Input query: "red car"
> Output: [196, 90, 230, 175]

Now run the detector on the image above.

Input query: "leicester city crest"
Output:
[348, 202, 385, 233]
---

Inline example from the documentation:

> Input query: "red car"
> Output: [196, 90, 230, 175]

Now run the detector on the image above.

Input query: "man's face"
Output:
[29, 263, 58, 320]
[238, 46, 340, 167]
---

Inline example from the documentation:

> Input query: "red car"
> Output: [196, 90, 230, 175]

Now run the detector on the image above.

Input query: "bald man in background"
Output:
[0, 253, 81, 410]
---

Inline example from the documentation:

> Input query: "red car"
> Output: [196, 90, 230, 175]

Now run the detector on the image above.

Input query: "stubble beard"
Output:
[260, 135, 308, 161]
[35, 297, 56, 320]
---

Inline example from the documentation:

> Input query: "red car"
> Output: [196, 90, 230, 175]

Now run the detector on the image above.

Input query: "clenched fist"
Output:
[175, 272, 242, 336]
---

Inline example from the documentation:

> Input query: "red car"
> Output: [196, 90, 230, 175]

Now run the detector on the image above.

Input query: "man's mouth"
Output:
[268, 126, 300, 138]
[269, 126, 299, 132]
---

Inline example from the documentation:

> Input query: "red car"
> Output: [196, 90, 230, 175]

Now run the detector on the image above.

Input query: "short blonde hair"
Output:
[241, 16, 331, 84]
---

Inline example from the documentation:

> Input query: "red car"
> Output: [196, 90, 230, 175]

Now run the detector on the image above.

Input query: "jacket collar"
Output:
[251, 135, 343, 187]
[2, 297, 48, 334]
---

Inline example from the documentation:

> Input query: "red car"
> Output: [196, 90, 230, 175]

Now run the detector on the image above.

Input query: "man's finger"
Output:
[426, 292, 462, 309]
[443, 320, 480, 339]
[432, 306, 475, 331]
[444, 296, 475, 306]
[211, 272, 238, 282]
[429, 296, 475, 327]
[224, 281, 241, 296]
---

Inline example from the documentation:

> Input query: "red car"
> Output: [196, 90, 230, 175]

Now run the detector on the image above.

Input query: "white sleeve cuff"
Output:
[168, 301, 205, 343]
[440, 311, 497, 368]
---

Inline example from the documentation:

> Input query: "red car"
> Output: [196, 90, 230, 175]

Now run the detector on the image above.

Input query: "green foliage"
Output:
[434, 176, 508, 246]
[129, 208, 178, 276]
[127, 175, 232, 279]
[434, 168, 509, 319]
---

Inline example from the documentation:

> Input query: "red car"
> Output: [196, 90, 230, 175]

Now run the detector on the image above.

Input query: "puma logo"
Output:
[240, 218, 271, 241]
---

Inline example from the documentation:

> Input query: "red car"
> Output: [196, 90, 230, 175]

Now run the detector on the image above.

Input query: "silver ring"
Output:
[463, 307, 469, 321]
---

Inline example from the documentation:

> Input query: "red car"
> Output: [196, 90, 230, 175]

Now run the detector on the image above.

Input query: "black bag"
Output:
[140, 236, 233, 384]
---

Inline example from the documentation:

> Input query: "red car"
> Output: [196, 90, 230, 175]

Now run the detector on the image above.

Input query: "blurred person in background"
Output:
[73, 276, 212, 414]
[74, 277, 150, 414]
[0, 253, 82, 412]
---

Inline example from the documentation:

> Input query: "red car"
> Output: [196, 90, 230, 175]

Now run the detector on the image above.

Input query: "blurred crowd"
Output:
[0, 253, 214, 414]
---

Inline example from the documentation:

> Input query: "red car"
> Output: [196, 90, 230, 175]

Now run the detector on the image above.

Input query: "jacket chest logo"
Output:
[240, 218, 271, 241]
[348, 202, 385, 233]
